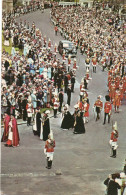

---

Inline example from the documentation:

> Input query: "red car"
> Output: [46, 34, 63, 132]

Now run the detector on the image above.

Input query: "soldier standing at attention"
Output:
[44, 134, 55, 169]
[94, 96, 103, 121]
[103, 95, 112, 125]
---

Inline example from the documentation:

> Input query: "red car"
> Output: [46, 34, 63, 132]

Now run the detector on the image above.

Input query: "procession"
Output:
[1, 0, 126, 195]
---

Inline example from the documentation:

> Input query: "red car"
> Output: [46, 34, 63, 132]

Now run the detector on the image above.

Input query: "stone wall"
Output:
[2, 0, 13, 13]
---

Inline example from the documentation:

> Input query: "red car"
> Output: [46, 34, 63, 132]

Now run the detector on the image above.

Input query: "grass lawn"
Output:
[2, 32, 23, 55]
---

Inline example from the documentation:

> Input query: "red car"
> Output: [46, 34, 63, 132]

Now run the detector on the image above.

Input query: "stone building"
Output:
[2, 0, 13, 12]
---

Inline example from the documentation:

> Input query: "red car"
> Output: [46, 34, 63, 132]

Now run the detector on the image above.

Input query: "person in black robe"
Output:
[71, 75, 75, 92]
[84, 77, 88, 89]
[58, 89, 64, 112]
[22, 96, 28, 121]
[33, 108, 41, 136]
[67, 84, 72, 106]
[43, 111, 50, 141]
[64, 74, 68, 93]
[61, 106, 73, 130]
[73, 112, 85, 134]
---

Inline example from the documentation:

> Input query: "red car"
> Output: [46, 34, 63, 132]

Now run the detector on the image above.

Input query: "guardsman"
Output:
[53, 96, 59, 118]
[73, 58, 77, 71]
[94, 96, 103, 121]
[54, 25, 58, 35]
[80, 85, 85, 101]
[48, 38, 51, 49]
[54, 43, 57, 54]
[92, 57, 97, 73]
[119, 81, 124, 100]
[83, 99, 89, 124]
[113, 88, 121, 113]
[115, 74, 120, 89]
[68, 54, 71, 72]
[109, 122, 118, 158]
[109, 80, 116, 102]
[44, 134, 55, 169]
[103, 95, 112, 125]
[85, 57, 90, 71]
[101, 56, 106, 71]
[62, 50, 65, 62]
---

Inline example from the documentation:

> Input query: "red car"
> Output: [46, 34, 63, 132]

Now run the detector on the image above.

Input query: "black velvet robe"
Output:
[61, 111, 74, 129]
[74, 115, 85, 134]
[43, 117, 50, 141]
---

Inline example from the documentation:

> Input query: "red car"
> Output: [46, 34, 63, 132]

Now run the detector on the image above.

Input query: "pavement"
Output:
[1, 9, 126, 195]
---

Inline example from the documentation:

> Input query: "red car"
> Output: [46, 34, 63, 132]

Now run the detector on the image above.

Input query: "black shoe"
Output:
[103, 123, 105, 125]
[8, 145, 13, 147]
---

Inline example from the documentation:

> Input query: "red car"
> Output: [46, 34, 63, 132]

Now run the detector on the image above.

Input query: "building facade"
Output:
[2, 0, 13, 12]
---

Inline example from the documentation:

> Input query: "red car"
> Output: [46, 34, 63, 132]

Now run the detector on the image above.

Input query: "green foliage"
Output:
[2, 33, 12, 55]
[40, 108, 52, 113]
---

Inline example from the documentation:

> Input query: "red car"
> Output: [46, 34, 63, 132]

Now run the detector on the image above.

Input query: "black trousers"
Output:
[71, 83, 75, 92]
[96, 107, 100, 120]
[67, 96, 71, 106]
[27, 117, 31, 125]
[112, 147, 116, 157]
[93, 66, 96, 73]
[54, 109, 57, 118]
[104, 113, 110, 124]
[59, 102, 62, 112]
[64, 85, 68, 93]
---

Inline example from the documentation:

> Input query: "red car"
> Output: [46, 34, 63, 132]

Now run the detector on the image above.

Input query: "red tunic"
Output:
[109, 83, 116, 100]
[104, 101, 112, 113]
[113, 91, 121, 106]
[83, 103, 89, 117]
[45, 139, 55, 152]
[111, 131, 118, 142]
[73, 61, 77, 69]
[94, 100, 103, 108]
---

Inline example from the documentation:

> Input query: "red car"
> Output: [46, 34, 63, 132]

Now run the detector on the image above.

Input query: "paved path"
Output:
[1, 9, 126, 195]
